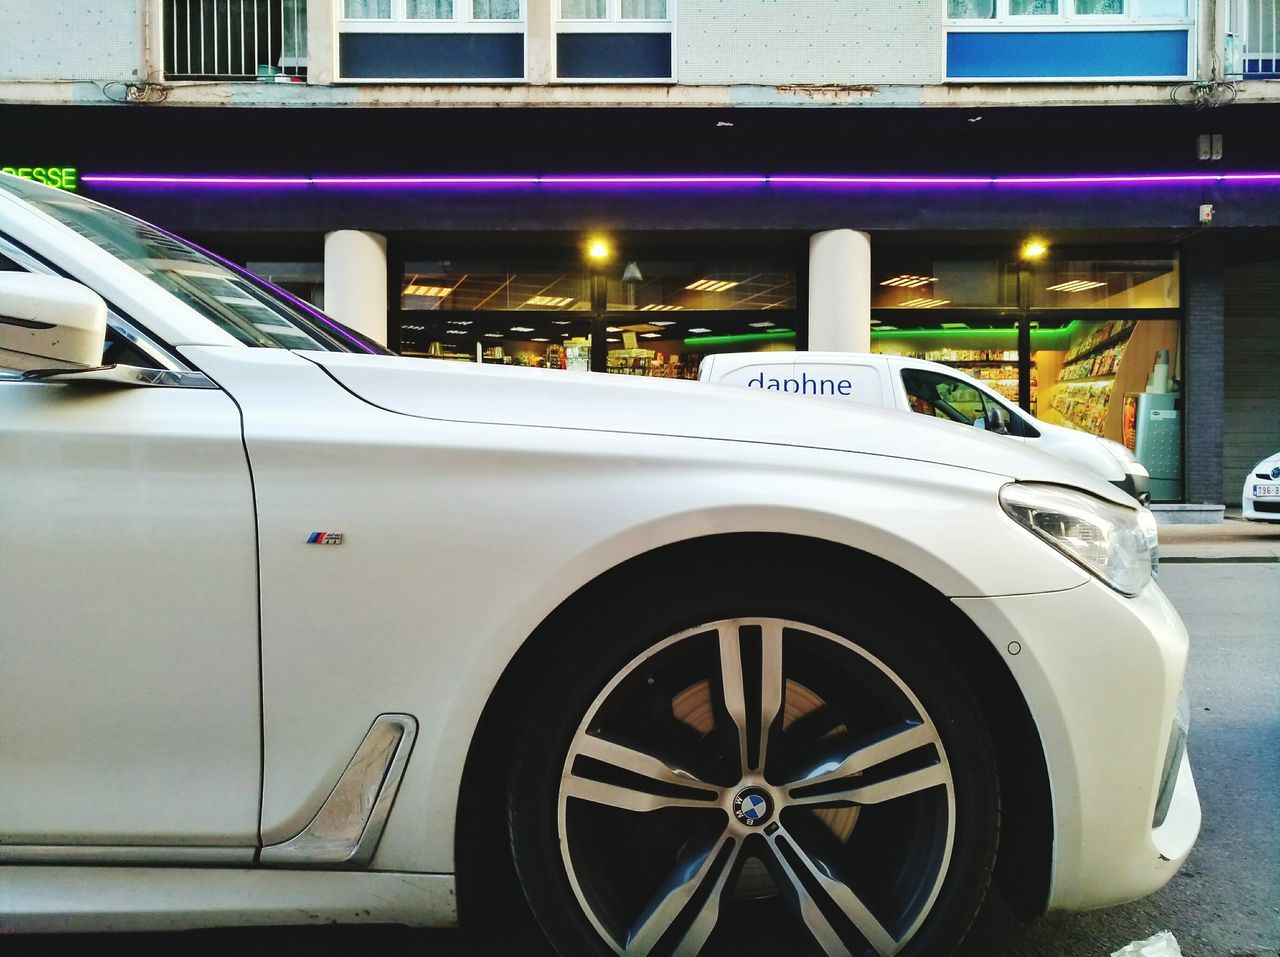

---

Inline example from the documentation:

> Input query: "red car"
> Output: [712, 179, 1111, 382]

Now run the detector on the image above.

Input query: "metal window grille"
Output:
[1227, 0, 1280, 78]
[164, 0, 307, 80]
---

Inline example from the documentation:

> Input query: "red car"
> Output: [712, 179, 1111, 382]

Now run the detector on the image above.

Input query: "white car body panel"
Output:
[954, 579, 1198, 911]
[699, 351, 1131, 487]
[182, 344, 1090, 866]
[0, 867, 455, 932]
[1242, 452, 1280, 521]
[0, 381, 260, 844]
[0, 175, 1198, 935]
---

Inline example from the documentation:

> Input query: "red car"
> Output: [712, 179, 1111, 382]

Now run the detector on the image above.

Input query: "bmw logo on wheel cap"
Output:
[733, 787, 773, 827]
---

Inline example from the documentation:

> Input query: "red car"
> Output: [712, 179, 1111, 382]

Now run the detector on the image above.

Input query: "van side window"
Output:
[902, 366, 1016, 431]
[901, 369, 983, 425]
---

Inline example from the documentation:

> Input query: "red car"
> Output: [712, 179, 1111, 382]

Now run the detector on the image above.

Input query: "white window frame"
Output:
[557, 0, 673, 28]
[334, 0, 527, 82]
[338, 0, 526, 33]
[945, 0, 1194, 27]
[553, 0, 675, 83]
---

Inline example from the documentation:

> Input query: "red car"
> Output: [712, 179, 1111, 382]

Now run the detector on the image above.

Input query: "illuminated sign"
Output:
[1, 167, 78, 190]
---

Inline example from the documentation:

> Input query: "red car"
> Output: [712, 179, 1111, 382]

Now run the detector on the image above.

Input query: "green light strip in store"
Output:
[870, 320, 1081, 348]
[684, 330, 797, 347]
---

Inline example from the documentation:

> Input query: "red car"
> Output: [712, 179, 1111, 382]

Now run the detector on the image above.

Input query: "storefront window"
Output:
[602, 317, 797, 379]
[396, 257, 798, 378]
[398, 315, 595, 370]
[872, 323, 1024, 405]
[1035, 317, 1183, 498]
[873, 258, 1008, 309]
[402, 262, 591, 312]
[872, 249, 1184, 500]
[1029, 257, 1178, 308]
[246, 261, 324, 309]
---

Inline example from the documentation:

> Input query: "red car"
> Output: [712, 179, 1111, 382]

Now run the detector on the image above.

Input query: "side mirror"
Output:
[0, 273, 107, 373]
[985, 405, 1010, 435]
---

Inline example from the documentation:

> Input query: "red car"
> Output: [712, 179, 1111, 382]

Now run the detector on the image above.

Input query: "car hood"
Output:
[1255, 452, 1280, 474]
[302, 351, 1133, 504]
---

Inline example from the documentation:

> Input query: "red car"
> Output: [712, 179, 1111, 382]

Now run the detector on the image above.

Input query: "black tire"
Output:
[507, 557, 999, 957]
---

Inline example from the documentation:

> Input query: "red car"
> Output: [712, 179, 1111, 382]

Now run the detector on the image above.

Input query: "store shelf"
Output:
[1045, 319, 1142, 436]
[1062, 319, 1135, 365]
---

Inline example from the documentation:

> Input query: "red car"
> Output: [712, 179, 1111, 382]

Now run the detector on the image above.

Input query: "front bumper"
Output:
[954, 578, 1200, 912]
[1242, 482, 1280, 521]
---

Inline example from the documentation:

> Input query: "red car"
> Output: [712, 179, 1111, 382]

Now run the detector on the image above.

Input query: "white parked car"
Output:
[699, 351, 1151, 504]
[1243, 452, 1280, 522]
[0, 174, 1198, 955]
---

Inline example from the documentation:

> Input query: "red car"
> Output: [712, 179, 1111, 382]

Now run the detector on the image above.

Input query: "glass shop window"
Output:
[396, 258, 798, 377]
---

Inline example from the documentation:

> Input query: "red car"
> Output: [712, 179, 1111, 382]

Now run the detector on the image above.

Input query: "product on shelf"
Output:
[1058, 336, 1130, 382]
[605, 348, 703, 379]
[902, 349, 1019, 363]
[1051, 381, 1113, 434]
[893, 350, 1028, 404]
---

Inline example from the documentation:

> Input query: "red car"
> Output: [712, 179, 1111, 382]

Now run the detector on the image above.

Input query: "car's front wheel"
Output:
[508, 563, 1000, 957]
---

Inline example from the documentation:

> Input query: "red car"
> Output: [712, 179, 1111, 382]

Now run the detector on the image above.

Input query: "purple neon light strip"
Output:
[79, 172, 1280, 189]
[82, 176, 315, 185]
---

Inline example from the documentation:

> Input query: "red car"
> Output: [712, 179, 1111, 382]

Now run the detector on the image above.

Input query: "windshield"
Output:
[0, 176, 386, 355]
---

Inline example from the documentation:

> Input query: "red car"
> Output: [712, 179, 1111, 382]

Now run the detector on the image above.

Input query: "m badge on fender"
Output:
[306, 531, 344, 545]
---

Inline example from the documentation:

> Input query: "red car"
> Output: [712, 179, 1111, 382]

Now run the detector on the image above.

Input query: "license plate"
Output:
[1255, 484, 1280, 497]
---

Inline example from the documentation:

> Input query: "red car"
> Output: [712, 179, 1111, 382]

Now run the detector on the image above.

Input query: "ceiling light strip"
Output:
[1046, 280, 1107, 291]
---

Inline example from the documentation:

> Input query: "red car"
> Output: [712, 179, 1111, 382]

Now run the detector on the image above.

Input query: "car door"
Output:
[0, 251, 261, 851]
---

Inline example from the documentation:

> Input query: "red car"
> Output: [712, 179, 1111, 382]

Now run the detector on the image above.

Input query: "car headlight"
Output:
[1097, 437, 1150, 477]
[1000, 482, 1159, 597]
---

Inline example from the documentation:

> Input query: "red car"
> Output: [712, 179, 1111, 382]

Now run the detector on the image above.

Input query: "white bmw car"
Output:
[1243, 453, 1280, 522]
[0, 174, 1198, 955]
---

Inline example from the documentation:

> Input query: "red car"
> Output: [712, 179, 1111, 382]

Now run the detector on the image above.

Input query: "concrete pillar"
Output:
[324, 230, 388, 347]
[1183, 234, 1225, 504]
[306, 0, 336, 85]
[527, 0, 553, 84]
[808, 229, 872, 353]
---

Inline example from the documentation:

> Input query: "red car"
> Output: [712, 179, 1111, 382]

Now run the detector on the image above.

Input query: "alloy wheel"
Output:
[555, 618, 956, 957]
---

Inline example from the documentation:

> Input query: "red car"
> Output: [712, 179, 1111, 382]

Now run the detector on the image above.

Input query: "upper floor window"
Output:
[945, 0, 1193, 79]
[336, 0, 526, 80]
[560, 0, 669, 20]
[556, 0, 674, 80]
[344, 0, 520, 21]
[948, 0, 1188, 20]
[165, 0, 308, 81]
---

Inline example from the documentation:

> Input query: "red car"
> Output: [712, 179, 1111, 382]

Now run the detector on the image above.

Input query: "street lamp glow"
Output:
[1020, 239, 1049, 260]
[586, 239, 611, 262]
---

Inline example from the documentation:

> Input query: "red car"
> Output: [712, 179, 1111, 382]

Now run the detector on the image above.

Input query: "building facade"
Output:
[2, 0, 1279, 505]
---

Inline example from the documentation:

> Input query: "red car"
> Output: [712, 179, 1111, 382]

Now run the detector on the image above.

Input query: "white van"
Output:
[699, 351, 1151, 503]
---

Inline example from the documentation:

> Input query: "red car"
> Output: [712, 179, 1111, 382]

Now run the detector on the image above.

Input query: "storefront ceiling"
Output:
[10, 103, 1280, 235]
[9, 103, 1280, 174]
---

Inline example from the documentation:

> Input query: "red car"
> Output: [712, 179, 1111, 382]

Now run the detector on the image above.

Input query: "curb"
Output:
[1161, 555, 1280, 564]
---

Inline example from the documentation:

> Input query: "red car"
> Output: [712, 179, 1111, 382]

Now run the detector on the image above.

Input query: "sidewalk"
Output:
[1158, 514, 1280, 563]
